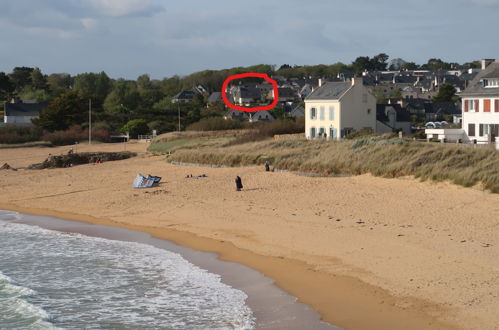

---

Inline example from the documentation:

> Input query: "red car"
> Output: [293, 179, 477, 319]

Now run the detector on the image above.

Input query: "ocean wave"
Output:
[0, 271, 56, 329]
[0, 220, 255, 329]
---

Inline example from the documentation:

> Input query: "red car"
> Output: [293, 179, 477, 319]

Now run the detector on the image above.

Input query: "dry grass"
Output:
[159, 134, 499, 193]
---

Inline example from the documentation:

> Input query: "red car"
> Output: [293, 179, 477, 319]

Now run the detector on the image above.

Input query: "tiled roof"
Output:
[460, 63, 499, 96]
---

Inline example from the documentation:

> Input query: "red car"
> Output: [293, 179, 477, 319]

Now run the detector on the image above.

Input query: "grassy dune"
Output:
[149, 132, 499, 193]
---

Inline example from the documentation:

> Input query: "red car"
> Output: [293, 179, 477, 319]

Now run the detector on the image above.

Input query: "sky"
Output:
[0, 0, 498, 79]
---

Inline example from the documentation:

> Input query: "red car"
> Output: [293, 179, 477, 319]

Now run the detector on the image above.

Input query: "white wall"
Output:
[4, 115, 37, 125]
[305, 100, 341, 139]
[304, 80, 376, 140]
[462, 97, 499, 143]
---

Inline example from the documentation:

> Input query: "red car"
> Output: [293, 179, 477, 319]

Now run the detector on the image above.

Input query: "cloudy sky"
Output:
[0, 0, 498, 79]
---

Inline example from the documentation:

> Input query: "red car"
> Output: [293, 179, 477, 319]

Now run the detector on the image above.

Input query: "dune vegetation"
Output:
[149, 130, 499, 193]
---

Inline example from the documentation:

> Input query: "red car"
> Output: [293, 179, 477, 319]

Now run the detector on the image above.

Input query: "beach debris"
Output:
[132, 173, 161, 188]
[397, 234, 404, 237]
[0, 163, 17, 171]
[356, 220, 365, 224]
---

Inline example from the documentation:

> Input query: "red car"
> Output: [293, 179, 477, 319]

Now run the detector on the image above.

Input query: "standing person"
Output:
[265, 160, 270, 172]
[235, 176, 243, 191]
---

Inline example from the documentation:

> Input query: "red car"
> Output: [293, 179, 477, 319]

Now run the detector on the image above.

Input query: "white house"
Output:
[460, 61, 499, 143]
[304, 78, 376, 139]
[425, 60, 499, 144]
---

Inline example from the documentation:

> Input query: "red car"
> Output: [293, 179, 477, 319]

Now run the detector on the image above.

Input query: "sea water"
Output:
[0, 210, 255, 329]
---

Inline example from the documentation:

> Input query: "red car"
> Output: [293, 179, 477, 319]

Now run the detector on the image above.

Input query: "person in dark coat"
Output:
[265, 160, 270, 172]
[235, 176, 243, 191]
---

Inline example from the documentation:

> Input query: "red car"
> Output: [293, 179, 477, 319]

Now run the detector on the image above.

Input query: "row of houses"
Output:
[302, 59, 499, 144]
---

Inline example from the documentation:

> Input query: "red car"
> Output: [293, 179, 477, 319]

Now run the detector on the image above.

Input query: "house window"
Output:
[468, 123, 475, 136]
[310, 107, 317, 120]
[320, 106, 325, 120]
[329, 106, 334, 120]
[469, 100, 475, 111]
[484, 124, 490, 135]
[310, 127, 316, 138]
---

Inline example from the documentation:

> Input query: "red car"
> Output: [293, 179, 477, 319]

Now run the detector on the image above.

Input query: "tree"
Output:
[9, 67, 34, 92]
[0, 72, 14, 100]
[278, 64, 292, 70]
[371, 53, 389, 71]
[74, 71, 112, 100]
[388, 58, 407, 71]
[121, 119, 149, 138]
[351, 56, 372, 74]
[401, 61, 419, 70]
[390, 88, 402, 100]
[47, 73, 71, 97]
[31, 67, 49, 91]
[374, 86, 387, 104]
[33, 91, 88, 131]
[432, 83, 457, 103]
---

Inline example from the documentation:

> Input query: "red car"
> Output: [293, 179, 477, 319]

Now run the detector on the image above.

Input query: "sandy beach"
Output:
[1, 142, 498, 330]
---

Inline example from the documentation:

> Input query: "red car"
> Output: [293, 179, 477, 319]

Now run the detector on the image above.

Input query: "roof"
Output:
[278, 87, 296, 98]
[376, 104, 411, 122]
[289, 105, 305, 118]
[429, 102, 460, 115]
[305, 82, 352, 100]
[173, 90, 196, 100]
[460, 62, 499, 97]
[5, 102, 47, 117]
[207, 92, 222, 103]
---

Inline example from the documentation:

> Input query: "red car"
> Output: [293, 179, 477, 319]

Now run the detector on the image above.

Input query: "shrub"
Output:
[187, 117, 243, 131]
[42, 125, 87, 146]
[228, 118, 305, 145]
[0, 125, 43, 144]
[41, 125, 111, 146]
[121, 119, 150, 139]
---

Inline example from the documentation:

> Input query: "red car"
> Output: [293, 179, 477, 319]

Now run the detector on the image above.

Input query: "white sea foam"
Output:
[0, 218, 255, 329]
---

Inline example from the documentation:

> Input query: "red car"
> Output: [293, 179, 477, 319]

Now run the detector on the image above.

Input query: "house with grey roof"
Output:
[4, 100, 47, 125]
[376, 104, 411, 135]
[425, 60, 499, 144]
[304, 78, 376, 139]
[459, 60, 499, 143]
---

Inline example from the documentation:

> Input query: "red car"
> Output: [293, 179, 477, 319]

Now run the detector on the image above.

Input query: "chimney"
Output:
[481, 59, 495, 70]
[318, 78, 322, 87]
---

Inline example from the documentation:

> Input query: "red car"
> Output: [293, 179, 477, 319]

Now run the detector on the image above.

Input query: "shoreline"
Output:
[4, 210, 335, 330]
[0, 203, 457, 330]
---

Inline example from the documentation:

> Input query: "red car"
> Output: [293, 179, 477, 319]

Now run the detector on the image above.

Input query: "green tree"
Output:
[401, 62, 419, 70]
[121, 119, 149, 138]
[9, 67, 34, 92]
[33, 91, 88, 131]
[31, 67, 49, 91]
[0, 72, 14, 100]
[74, 72, 112, 100]
[47, 73, 71, 97]
[390, 88, 402, 100]
[374, 86, 387, 104]
[19, 87, 51, 102]
[433, 83, 457, 103]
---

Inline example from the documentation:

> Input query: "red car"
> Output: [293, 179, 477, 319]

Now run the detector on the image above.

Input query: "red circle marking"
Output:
[221, 73, 279, 112]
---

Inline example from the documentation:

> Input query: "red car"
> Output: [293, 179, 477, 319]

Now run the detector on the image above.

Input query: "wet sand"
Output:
[7, 212, 335, 330]
[1, 142, 498, 329]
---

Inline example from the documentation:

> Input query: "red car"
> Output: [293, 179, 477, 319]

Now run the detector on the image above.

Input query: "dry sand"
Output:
[0, 142, 498, 330]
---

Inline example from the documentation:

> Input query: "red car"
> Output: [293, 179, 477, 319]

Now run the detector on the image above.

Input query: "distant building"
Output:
[376, 104, 412, 135]
[305, 78, 376, 139]
[4, 100, 47, 125]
